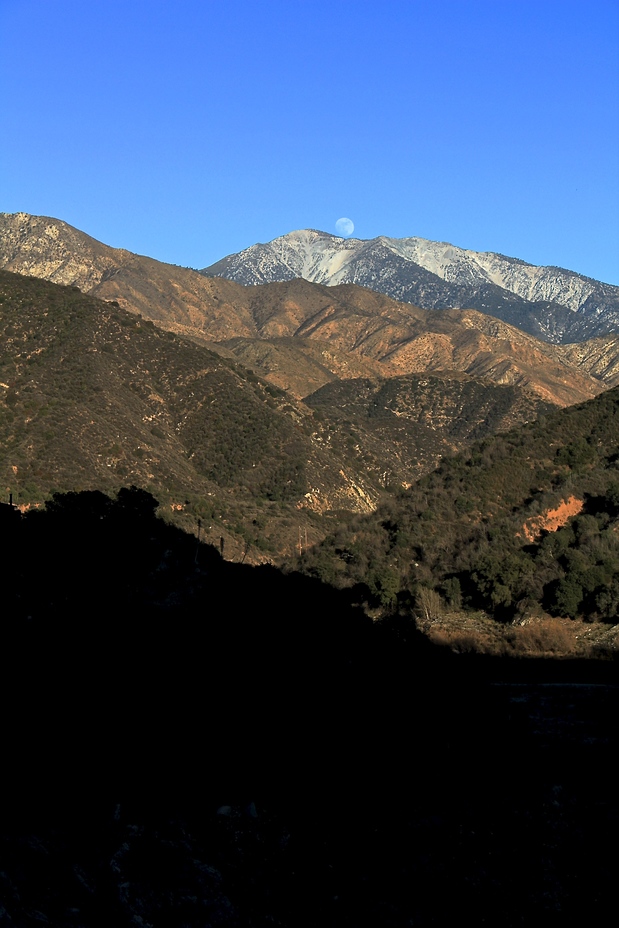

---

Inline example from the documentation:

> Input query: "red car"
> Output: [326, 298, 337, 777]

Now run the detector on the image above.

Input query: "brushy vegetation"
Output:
[0, 270, 323, 551]
[3, 268, 619, 637]
[299, 386, 619, 627]
[0, 269, 557, 562]
[304, 371, 553, 488]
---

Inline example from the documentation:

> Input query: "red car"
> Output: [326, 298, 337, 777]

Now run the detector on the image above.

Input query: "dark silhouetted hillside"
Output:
[0, 490, 617, 926]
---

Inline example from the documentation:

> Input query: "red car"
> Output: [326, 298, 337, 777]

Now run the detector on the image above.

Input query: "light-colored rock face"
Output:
[0, 212, 608, 407]
[0, 211, 615, 404]
[382, 236, 604, 312]
[556, 336, 619, 386]
[4, 212, 619, 346]
[3, 212, 618, 327]
[0, 212, 139, 293]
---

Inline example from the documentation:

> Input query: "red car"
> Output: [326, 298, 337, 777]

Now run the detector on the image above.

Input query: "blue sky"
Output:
[1, 0, 618, 283]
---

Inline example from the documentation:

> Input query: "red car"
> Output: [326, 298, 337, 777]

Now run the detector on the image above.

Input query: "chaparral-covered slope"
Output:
[0, 269, 562, 557]
[299, 382, 619, 636]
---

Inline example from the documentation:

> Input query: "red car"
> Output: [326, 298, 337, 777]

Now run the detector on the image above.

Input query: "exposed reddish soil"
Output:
[522, 495, 583, 542]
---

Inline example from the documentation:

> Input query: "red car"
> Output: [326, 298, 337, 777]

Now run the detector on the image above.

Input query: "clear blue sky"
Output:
[1, 0, 618, 283]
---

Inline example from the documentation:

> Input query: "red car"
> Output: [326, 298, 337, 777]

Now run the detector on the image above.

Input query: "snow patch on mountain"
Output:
[203, 230, 619, 344]
[209, 230, 612, 313]
[376, 236, 605, 313]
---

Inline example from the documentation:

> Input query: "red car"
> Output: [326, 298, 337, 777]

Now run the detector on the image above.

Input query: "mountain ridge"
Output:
[1, 268, 562, 555]
[0, 213, 608, 409]
[203, 228, 619, 343]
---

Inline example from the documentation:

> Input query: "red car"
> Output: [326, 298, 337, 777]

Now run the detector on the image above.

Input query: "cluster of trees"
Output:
[299, 387, 619, 624]
[178, 367, 308, 500]
[468, 487, 619, 620]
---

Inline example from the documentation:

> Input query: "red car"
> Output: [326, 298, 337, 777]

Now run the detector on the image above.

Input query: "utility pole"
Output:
[194, 518, 201, 564]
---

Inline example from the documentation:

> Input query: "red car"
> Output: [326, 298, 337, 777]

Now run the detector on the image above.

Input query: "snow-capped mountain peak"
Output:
[202, 231, 619, 344]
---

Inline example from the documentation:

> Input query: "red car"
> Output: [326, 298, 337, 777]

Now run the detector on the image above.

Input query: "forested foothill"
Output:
[0, 488, 617, 925]
[299, 385, 619, 651]
[0, 267, 572, 564]
[0, 269, 347, 558]
[0, 270, 308, 501]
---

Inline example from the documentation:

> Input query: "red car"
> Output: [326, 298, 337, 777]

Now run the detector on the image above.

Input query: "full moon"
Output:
[335, 217, 354, 237]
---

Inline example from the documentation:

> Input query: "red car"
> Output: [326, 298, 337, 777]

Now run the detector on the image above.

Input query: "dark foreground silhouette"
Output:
[0, 490, 617, 926]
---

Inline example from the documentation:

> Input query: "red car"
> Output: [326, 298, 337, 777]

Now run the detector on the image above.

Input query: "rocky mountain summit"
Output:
[0, 214, 609, 408]
[4, 213, 619, 348]
[204, 229, 619, 343]
[0, 211, 133, 292]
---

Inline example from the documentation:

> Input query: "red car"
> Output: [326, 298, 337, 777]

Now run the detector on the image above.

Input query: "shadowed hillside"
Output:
[0, 489, 617, 926]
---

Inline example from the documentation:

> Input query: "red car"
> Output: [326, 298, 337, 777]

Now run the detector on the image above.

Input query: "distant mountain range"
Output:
[3, 211, 619, 557]
[203, 229, 619, 344]
[1, 213, 616, 408]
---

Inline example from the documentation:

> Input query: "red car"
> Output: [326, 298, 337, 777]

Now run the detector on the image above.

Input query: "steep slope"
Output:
[0, 270, 562, 552]
[304, 372, 554, 488]
[204, 229, 619, 343]
[221, 280, 603, 408]
[0, 211, 257, 340]
[0, 213, 609, 405]
[556, 334, 619, 386]
[210, 336, 389, 400]
[0, 270, 394, 555]
[300, 383, 619, 629]
[0, 211, 133, 291]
